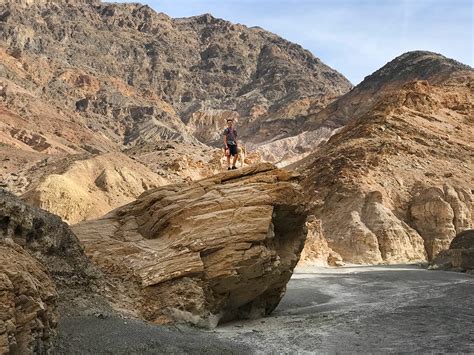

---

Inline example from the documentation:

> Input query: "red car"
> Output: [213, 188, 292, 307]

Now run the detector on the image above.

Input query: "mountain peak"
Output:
[360, 50, 472, 88]
[2, 0, 99, 6]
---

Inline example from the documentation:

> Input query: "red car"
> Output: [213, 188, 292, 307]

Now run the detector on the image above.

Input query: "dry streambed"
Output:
[57, 265, 474, 353]
[214, 265, 474, 353]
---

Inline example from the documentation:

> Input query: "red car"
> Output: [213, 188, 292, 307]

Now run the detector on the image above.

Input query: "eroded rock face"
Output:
[0, 242, 58, 354]
[298, 216, 343, 266]
[410, 185, 472, 260]
[72, 164, 308, 327]
[310, 190, 427, 264]
[0, 189, 101, 353]
[0, 189, 95, 285]
[432, 229, 474, 272]
[296, 52, 473, 264]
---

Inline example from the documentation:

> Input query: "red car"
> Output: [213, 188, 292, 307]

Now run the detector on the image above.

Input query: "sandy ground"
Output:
[214, 265, 474, 353]
[55, 265, 474, 354]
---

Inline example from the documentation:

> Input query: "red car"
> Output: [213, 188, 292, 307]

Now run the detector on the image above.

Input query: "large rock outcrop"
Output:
[0, 242, 57, 354]
[0, 189, 99, 353]
[72, 164, 308, 327]
[296, 52, 473, 264]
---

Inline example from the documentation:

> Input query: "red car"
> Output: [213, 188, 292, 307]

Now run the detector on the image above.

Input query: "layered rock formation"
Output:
[72, 164, 308, 327]
[432, 229, 474, 272]
[0, 189, 98, 353]
[296, 52, 473, 264]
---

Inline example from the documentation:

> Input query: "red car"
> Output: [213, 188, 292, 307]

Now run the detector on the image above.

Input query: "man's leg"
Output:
[232, 154, 238, 168]
[226, 155, 231, 169]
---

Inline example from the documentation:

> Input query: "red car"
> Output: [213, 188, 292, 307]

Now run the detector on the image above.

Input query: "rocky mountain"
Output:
[0, 0, 350, 153]
[0, 0, 352, 220]
[302, 51, 472, 131]
[261, 51, 473, 165]
[295, 51, 473, 264]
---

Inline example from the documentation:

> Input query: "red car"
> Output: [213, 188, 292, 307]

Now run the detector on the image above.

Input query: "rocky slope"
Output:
[0, 0, 351, 220]
[72, 164, 308, 327]
[0, 0, 350, 154]
[295, 51, 473, 264]
[268, 51, 473, 166]
[21, 152, 169, 224]
[0, 189, 99, 353]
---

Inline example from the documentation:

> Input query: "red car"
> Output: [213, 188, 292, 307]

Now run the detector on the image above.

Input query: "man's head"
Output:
[227, 119, 234, 128]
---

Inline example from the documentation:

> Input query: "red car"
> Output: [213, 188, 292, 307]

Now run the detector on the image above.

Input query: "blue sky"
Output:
[117, 0, 473, 84]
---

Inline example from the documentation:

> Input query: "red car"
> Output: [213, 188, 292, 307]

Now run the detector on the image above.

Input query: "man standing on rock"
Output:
[223, 119, 238, 170]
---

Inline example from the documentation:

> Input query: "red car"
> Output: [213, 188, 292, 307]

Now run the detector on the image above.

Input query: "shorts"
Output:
[228, 144, 238, 156]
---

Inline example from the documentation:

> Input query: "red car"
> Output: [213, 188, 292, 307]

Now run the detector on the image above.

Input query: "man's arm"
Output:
[223, 131, 228, 148]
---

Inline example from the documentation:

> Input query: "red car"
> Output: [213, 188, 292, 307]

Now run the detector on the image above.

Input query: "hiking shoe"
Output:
[227, 167, 232, 170]
[232, 166, 237, 170]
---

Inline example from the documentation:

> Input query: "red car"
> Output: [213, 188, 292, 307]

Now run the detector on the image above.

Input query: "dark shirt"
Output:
[223, 127, 237, 145]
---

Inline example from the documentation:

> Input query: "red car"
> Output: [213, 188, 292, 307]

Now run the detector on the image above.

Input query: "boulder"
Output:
[432, 229, 474, 272]
[72, 164, 308, 327]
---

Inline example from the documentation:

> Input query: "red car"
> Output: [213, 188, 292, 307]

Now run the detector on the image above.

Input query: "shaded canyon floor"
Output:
[56, 265, 474, 353]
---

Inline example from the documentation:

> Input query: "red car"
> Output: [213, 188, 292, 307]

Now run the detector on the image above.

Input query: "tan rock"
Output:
[22, 152, 168, 224]
[312, 191, 426, 264]
[0, 243, 58, 354]
[296, 52, 473, 264]
[298, 216, 344, 266]
[410, 185, 472, 260]
[72, 164, 308, 327]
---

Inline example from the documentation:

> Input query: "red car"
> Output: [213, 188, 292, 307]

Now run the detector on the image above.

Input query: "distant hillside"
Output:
[0, 0, 351, 153]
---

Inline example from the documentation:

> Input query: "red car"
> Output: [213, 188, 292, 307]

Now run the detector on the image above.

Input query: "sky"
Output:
[117, 0, 473, 84]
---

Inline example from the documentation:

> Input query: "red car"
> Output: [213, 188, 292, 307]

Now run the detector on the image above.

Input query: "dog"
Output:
[237, 145, 246, 167]
[223, 145, 246, 168]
